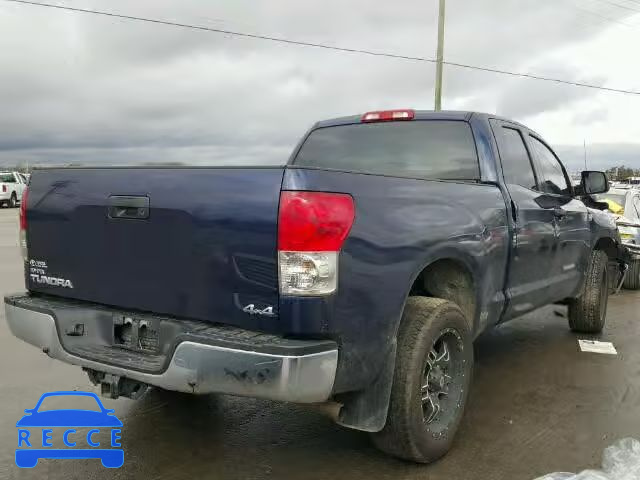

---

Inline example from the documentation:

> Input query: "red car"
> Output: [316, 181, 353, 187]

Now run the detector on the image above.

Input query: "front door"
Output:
[526, 134, 591, 301]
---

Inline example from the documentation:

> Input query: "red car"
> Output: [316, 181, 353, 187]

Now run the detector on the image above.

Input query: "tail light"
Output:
[2, 185, 6, 193]
[278, 191, 355, 296]
[19, 188, 28, 261]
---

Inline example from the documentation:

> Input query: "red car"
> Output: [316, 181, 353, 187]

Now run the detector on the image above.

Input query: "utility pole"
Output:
[434, 0, 446, 111]
[583, 139, 587, 170]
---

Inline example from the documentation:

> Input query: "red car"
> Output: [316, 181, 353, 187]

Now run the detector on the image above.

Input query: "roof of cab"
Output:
[314, 110, 524, 129]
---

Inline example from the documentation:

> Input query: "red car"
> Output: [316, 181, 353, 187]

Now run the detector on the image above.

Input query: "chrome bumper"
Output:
[623, 242, 640, 259]
[4, 303, 338, 403]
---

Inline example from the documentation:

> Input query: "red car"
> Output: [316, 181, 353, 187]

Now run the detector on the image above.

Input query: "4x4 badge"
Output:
[242, 304, 275, 316]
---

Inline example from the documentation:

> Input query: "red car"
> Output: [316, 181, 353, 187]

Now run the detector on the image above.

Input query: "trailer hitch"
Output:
[83, 368, 149, 400]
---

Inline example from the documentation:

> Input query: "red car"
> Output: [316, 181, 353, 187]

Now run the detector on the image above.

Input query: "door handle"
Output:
[552, 207, 567, 219]
[108, 196, 150, 219]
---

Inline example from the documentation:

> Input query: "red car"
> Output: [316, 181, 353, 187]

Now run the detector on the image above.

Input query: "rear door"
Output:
[525, 134, 590, 301]
[490, 120, 556, 319]
[26, 167, 285, 332]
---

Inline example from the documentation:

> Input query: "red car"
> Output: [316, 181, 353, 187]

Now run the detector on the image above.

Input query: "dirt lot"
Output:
[0, 207, 638, 480]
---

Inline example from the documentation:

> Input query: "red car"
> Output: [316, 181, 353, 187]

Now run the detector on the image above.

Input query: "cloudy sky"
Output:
[1, 0, 639, 171]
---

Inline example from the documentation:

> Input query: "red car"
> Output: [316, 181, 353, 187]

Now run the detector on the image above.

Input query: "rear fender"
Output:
[403, 247, 481, 334]
[338, 246, 481, 433]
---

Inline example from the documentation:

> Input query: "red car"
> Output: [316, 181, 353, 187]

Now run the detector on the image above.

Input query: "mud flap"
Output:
[336, 341, 396, 433]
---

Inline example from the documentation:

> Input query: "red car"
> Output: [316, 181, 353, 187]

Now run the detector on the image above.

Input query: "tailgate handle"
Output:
[108, 196, 150, 220]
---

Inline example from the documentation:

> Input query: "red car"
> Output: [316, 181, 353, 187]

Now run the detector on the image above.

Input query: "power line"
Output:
[556, 2, 628, 33]
[611, 0, 640, 8]
[590, 0, 640, 13]
[3, 0, 431, 62]
[563, 1, 638, 28]
[571, 12, 620, 32]
[441, 60, 640, 95]
[4, 0, 640, 97]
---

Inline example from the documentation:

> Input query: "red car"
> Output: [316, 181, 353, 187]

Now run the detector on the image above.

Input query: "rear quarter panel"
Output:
[281, 168, 509, 392]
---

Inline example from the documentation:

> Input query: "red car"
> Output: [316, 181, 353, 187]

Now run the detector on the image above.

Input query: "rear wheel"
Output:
[371, 297, 473, 463]
[9, 193, 17, 208]
[623, 258, 640, 290]
[568, 250, 609, 333]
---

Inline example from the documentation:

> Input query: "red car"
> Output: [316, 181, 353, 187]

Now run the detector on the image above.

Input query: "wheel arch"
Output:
[404, 250, 480, 335]
[591, 235, 627, 292]
[336, 248, 481, 434]
[593, 235, 618, 260]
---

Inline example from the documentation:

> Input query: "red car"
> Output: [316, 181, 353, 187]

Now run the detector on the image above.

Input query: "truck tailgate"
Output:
[25, 167, 284, 331]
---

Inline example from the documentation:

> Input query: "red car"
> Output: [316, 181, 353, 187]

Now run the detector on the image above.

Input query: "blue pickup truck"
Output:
[5, 110, 627, 463]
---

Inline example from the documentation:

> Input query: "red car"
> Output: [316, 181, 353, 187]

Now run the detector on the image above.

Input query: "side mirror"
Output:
[581, 171, 609, 195]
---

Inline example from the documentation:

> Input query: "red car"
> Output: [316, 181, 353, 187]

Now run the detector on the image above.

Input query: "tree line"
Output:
[604, 166, 640, 181]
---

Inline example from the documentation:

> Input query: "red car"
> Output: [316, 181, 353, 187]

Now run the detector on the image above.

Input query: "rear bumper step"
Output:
[4, 294, 338, 403]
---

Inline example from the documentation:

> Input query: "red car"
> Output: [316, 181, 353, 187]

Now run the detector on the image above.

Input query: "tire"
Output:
[371, 297, 473, 463]
[623, 258, 640, 290]
[568, 250, 609, 333]
[9, 193, 17, 208]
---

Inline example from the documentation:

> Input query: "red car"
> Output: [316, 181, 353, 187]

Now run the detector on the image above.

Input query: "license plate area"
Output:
[113, 315, 160, 353]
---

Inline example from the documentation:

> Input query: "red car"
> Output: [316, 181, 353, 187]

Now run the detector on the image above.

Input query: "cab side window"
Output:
[528, 136, 571, 196]
[495, 127, 537, 190]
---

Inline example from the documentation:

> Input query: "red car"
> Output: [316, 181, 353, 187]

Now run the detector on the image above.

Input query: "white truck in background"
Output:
[0, 172, 28, 208]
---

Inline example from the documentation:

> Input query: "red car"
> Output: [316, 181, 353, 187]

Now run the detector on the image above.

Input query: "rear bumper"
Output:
[4, 295, 338, 403]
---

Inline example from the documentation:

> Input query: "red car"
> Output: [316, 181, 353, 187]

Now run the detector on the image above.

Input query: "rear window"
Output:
[293, 121, 480, 180]
[0, 173, 15, 182]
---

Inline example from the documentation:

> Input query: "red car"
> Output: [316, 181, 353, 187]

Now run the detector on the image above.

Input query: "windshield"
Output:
[294, 121, 480, 181]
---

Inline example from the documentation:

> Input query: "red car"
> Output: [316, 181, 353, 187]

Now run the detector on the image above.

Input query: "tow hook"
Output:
[83, 368, 149, 400]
